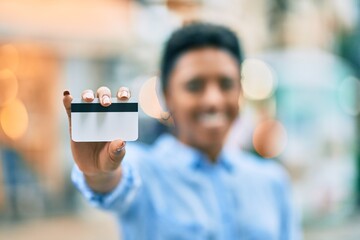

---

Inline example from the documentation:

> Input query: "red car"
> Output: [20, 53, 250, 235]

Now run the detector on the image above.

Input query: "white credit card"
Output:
[71, 98, 138, 142]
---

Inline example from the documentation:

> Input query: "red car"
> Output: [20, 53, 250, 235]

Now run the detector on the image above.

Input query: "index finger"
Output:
[81, 89, 95, 103]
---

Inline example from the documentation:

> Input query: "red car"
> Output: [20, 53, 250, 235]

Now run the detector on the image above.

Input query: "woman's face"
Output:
[165, 47, 241, 154]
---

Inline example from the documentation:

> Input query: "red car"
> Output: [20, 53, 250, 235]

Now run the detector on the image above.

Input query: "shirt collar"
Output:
[154, 133, 234, 172]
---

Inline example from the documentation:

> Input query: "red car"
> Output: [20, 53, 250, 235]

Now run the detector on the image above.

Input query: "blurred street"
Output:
[0, 207, 118, 240]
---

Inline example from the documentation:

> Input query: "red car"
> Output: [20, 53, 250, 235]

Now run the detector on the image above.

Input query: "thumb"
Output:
[107, 140, 126, 167]
[63, 90, 73, 123]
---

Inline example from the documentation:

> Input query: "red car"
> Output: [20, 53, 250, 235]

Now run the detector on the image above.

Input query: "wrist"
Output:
[84, 167, 122, 194]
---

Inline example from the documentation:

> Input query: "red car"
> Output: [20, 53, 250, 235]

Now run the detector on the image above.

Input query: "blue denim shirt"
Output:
[72, 134, 301, 240]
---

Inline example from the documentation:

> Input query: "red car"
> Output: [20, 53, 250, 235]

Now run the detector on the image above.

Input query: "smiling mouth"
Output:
[197, 112, 228, 128]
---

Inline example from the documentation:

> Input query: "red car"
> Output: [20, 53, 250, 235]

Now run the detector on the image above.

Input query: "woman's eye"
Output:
[185, 79, 204, 92]
[220, 77, 235, 90]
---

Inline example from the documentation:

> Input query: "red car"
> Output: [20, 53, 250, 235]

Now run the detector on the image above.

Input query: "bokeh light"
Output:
[241, 59, 276, 100]
[0, 98, 29, 140]
[139, 76, 164, 119]
[0, 44, 19, 71]
[0, 69, 18, 107]
[253, 119, 288, 158]
[338, 76, 360, 116]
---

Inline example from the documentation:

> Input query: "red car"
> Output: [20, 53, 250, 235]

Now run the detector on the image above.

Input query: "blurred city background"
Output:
[0, 0, 359, 239]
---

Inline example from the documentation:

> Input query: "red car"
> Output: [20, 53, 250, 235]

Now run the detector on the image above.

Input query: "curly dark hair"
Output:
[160, 22, 244, 92]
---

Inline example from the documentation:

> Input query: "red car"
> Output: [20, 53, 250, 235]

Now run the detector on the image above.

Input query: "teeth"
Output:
[198, 113, 227, 127]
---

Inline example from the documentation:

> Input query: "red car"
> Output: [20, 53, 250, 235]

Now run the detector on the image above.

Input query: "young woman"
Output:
[63, 23, 301, 240]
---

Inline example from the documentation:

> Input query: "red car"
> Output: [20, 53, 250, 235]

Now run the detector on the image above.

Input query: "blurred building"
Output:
[0, 1, 359, 239]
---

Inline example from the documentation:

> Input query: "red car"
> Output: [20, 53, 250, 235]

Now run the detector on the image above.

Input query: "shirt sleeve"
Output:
[71, 160, 142, 213]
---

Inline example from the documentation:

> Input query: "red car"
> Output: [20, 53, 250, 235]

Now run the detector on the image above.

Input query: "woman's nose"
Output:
[201, 84, 225, 109]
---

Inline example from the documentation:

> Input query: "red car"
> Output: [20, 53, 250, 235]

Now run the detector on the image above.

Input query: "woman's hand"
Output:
[63, 86, 131, 193]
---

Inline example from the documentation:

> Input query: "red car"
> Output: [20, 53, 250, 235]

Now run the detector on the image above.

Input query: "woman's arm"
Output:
[63, 86, 130, 194]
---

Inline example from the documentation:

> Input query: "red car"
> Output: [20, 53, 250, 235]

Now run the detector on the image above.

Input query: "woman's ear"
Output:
[156, 78, 174, 125]
[161, 91, 173, 123]
[156, 76, 168, 110]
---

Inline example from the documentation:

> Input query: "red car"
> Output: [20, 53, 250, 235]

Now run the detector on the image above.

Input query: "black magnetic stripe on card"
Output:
[71, 103, 138, 112]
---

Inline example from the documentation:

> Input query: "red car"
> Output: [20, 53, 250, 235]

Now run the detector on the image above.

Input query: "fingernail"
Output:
[161, 111, 171, 120]
[119, 90, 129, 99]
[63, 90, 70, 96]
[102, 96, 110, 105]
[84, 92, 93, 99]
[115, 142, 126, 153]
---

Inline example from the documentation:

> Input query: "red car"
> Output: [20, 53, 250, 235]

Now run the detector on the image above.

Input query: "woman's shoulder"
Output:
[227, 149, 290, 184]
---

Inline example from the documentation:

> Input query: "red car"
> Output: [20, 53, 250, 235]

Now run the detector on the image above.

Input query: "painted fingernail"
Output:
[84, 92, 93, 99]
[102, 95, 110, 105]
[63, 90, 70, 96]
[115, 142, 126, 153]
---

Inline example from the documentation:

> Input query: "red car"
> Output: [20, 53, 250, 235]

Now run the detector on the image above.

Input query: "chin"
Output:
[196, 131, 226, 148]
